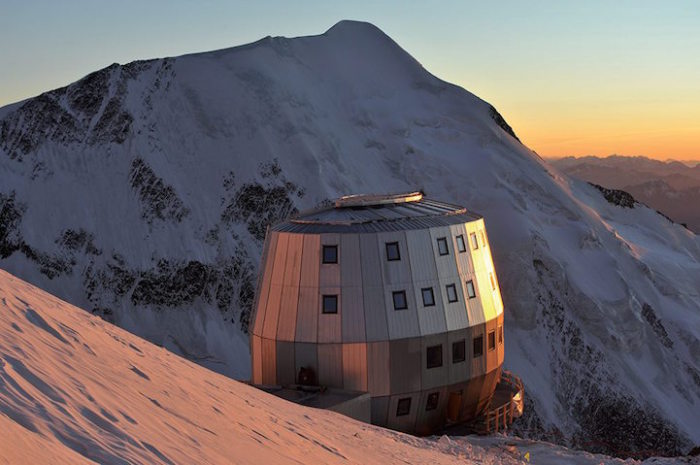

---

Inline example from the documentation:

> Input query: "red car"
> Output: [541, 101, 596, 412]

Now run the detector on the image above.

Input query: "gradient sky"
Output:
[1, 0, 698, 159]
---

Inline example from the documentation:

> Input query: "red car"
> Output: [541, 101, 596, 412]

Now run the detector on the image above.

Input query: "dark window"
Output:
[437, 237, 449, 256]
[421, 287, 435, 307]
[446, 284, 458, 303]
[488, 330, 496, 351]
[473, 335, 484, 358]
[456, 234, 467, 253]
[465, 280, 476, 299]
[427, 345, 443, 369]
[426, 392, 440, 411]
[470, 232, 479, 250]
[452, 340, 466, 363]
[396, 397, 411, 416]
[322, 245, 337, 264]
[322, 295, 338, 314]
[498, 326, 503, 344]
[392, 290, 408, 310]
[386, 242, 401, 261]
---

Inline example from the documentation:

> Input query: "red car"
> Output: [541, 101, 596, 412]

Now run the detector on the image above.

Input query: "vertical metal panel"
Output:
[469, 323, 487, 379]
[405, 229, 438, 282]
[389, 337, 422, 394]
[252, 232, 279, 337]
[276, 341, 296, 386]
[261, 337, 277, 385]
[420, 333, 449, 391]
[387, 393, 419, 433]
[317, 286, 342, 343]
[342, 343, 368, 392]
[319, 234, 341, 288]
[262, 234, 289, 339]
[429, 226, 460, 280]
[251, 334, 263, 384]
[475, 270, 496, 322]
[462, 274, 485, 327]
[341, 234, 366, 342]
[277, 234, 304, 341]
[497, 313, 505, 366]
[440, 276, 469, 332]
[340, 234, 363, 286]
[360, 235, 388, 342]
[450, 223, 474, 275]
[384, 284, 420, 339]
[295, 234, 320, 343]
[411, 279, 447, 336]
[377, 231, 412, 286]
[370, 396, 390, 426]
[447, 328, 470, 384]
[415, 387, 448, 435]
[318, 344, 343, 388]
[485, 315, 499, 372]
[295, 342, 318, 382]
[367, 341, 390, 396]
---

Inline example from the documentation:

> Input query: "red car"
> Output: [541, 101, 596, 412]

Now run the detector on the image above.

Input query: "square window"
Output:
[322, 245, 337, 264]
[392, 290, 408, 310]
[498, 326, 503, 344]
[470, 232, 479, 250]
[427, 345, 443, 369]
[421, 287, 435, 307]
[386, 242, 401, 261]
[452, 339, 466, 363]
[466, 280, 476, 299]
[488, 330, 496, 351]
[473, 335, 484, 358]
[489, 272, 496, 291]
[446, 284, 458, 303]
[437, 237, 449, 256]
[426, 392, 440, 411]
[456, 235, 466, 253]
[322, 295, 338, 314]
[396, 397, 411, 416]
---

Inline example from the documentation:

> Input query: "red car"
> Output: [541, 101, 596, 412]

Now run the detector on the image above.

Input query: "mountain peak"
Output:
[324, 20, 386, 37]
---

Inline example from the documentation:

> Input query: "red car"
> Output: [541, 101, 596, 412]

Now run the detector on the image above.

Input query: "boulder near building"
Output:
[250, 192, 520, 434]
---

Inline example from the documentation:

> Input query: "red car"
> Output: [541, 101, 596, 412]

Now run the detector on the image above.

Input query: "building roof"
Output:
[271, 192, 482, 234]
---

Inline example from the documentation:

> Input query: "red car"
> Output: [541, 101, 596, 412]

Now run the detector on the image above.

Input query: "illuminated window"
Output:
[322, 245, 337, 264]
[426, 392, 439, 411]
[392, 291, 408, 310]
[437, 237, 449, 256]
[466, 280, 476, 299]
[452, 340, 466, 363]
[488, 330, 496, 351]
[427, 345, 443, 369]
[396, 397, 411, 416]
[470, 233, 479, 250]
[473, 335, 483, 358]
[322, 295, 337, 314]
[446, 284, 458, 303]
[421, 287, 435, 307]
[456, 234, 466, 253]
[386, 242, 400, 261]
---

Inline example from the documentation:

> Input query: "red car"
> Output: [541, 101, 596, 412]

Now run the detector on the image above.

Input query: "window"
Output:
[396, 397, 411, 416]
[386, 242, 401, 261]
[498, 326, 503, 344]
[452, 340, 466, 363]
[421, 287, 435, 307]
[436, 237, 449, 256]
[322, 245, 337, 264]
[446, 284, 458, 303]
[427, 345, 443, 369]
[465, 280, 476, 299]
[488, 330, 496, 351]
[426, 392, 440, 411]
[480, 231, 487, 248]
[489, 272, 496, 291]
[470, 232, 479, 250]
[473, 335, 483, 358]
[322, 295, 338, 314]
[392, 290, 408, 310]
[456, 234, 466, 253]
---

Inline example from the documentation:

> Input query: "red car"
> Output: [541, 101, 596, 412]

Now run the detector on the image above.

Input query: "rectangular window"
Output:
[392, 290, 408, 310]
[421, 287, 435, 307]
[473, 335, 483, 358]
[386, 242, 401, 261]
[426, 392, 439, 411]
[396, 397, 411, 416]
[446, 284, 458, 303]
[480, 231, 487, 248]
[470, 232, 479, 250]
[427, 345, 443, 369]
[498, 326, 503, 344]
[437, 237, 449, 256]
[456, 234, 466, 253]
[322, 245, 337, 264]
[488, 330, 496, 351]
[465, 280, 476, 299]
[489, 272, 496, 291]
[322, 295, 338, 314]
[452, 340, 466, 363]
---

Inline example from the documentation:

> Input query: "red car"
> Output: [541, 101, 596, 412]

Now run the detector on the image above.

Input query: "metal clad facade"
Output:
[276, 341, 296, 386]
[277, 234, 303, 341]
[261, 337, 277, 385]
[295, 234, 320, 343]
[420, 333, 449, 391]
[318, 343, 343, 387]
[406, 229, 447, 336]
[367, 341, 390, 396]
[341, 234, 366, 342]
[252, 232, 278, 336]
[342, 343, 368, 392]
[389, 337, 421, 394]
[360, 235, 389, 342]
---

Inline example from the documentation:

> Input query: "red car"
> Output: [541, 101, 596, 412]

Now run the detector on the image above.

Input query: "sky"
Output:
[1, 0, 698, 160]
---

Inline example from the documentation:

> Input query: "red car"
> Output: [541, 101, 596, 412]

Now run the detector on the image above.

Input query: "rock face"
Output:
[0, 20, 698, 457]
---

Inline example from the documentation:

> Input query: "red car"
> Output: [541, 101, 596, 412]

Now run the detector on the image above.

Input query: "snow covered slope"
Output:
[0, 21, 698, 456]
[1, 269, 692, 464]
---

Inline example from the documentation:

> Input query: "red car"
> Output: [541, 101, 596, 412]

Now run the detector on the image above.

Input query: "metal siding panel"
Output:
[370, 396, 390, 426]
[451, 223, 474, 275]
[341, 286, 365, 342]
[447, 328, 470, 384]
[387, 393, 419, 433]
[390, 337, 422, 394]
[360, 235, 389, 342]
[421, 333, 449, 391]
[340, 234, 363, 286]
[262, 234, 289, 339]
[475, 270, 496, 322]
[295, 342, 318, 382]
[440, 276, 469, 331]
[429, 226, 459, 280]
[261, 337, 277, 385]
[251, 334, 262, 384]
[276, 341, 296, 386]
[277, 234, 304, 341]
[412, 279, 447, 336]
[342, 343, 368, 392]
[367, 341, 390, 396]
[384, 284, 420, 339]
[469, 323, 487, 378]
[318, 344, 343, 388]
[295, 235, 320, 343]
[319, 234, 341, 288]
[252, 232, 279, 336]
[318, 286, 342, 343]
[405, 229, 438, 282]
[415, 387, 448, 435]
[378, 231, 412, 286]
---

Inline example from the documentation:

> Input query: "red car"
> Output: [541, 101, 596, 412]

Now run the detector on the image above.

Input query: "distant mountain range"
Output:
[550, 155, 700, 232]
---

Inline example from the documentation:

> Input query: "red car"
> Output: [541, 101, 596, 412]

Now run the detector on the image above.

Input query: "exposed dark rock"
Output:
[589, 183, 637, 208]
[129, 158, 189, 223]
[0, 192, 24, 258]
[56, 229, 101, 256]
[641, 303, 673, 348]
[489, 105, 520, 142]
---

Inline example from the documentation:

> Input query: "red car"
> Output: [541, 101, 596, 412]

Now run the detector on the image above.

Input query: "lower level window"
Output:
[488, 330, 496, 351]
[426, 392, 439, 411]
[322, 295, 338, 314]
[427, 344, 443, 369]
[396, 397, 411, 416]
[473, 335, 484, 357]
[498, 326, 503, 344]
